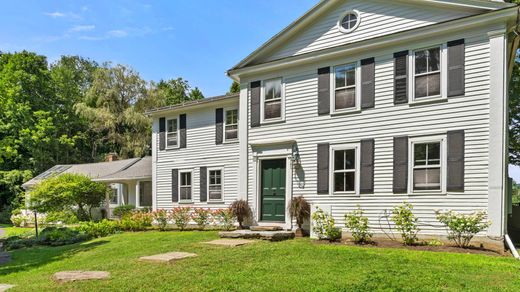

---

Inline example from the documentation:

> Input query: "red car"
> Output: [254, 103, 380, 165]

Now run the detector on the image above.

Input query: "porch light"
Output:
[291, 144, 301, 167]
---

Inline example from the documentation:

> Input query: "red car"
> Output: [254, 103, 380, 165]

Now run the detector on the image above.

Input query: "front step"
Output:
[249, 226, 283, 232]
[219, 230, 295, 242]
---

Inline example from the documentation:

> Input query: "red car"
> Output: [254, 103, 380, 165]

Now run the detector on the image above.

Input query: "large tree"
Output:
[511, 62, 520, 165]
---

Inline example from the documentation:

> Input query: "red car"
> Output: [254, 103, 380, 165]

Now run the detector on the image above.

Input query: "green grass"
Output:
[0, 231, 520, 291]
[0, 226, 35, 238]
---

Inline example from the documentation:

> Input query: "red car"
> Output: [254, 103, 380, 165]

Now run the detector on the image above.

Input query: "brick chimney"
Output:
[105, 153, 118, 162]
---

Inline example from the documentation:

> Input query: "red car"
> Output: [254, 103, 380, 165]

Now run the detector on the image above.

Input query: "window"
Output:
[414, 47, 441, 99]
[179, 172, 192, 201]
[110, 188, 118, 205]
[330, 144, 359, 194]
[208, 169, 223, 201]
[338, 10, 360, 33]
[139, 181, 152, 207]
[167, 118, 178, 148]
[409, 135, 446, 193]
[334, 63, 357, 111]
[225, 109, 238, 141]
[263, 78, 283, 121]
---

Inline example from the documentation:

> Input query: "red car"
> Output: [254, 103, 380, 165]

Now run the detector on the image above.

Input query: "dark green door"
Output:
[261, 159, 286, 222]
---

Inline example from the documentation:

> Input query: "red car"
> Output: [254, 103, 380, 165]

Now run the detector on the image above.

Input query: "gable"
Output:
[237, 0, 511, 68]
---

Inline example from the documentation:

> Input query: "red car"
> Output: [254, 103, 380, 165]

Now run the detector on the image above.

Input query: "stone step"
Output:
[249, 226, 283, 231]
[219, 230, 295, 242]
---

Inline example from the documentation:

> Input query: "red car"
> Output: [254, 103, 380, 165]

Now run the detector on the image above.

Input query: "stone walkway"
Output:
[53, 271, 110, 283]
[204, 239, 255, 247]
[0, 284, 15, 291]
[139, 252, 197, 263]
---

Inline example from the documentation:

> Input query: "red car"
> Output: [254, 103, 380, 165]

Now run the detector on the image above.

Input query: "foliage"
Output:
[0, 170, 32, 223]
[344, 206, 372, 244]
[170, 207, 191, 231]
[436, 210, 491, 248]
[230, 200, 252, 229]
[513, 180, 520, 205]
[29, 173, 110, 221]
[2, 236, 38, 251]
[151, 209, 170, 231]
[78, 219, 119, 238]
[312, 207, 341, 242]
[191, 208, 211, 230]
[113, 204, 136, 218]
[213, 208, 235, 231]
[38, 227, 88, 246]
[228, 81, 240, 94]
[510, 61, 520, 165]
[10, 212, 46, 227]
[391, 202, 420, 245]
[288, 196, 310, 229]
[118, 211, 153, 231]
[46, 210, 79, 225]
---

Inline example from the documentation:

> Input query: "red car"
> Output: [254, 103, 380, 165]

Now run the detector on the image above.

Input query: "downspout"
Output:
[506, 234, 520, 259]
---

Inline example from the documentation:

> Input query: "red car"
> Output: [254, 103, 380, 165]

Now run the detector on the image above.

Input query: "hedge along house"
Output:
[22, 156, 152, 218]
[151, 0, 518, 248]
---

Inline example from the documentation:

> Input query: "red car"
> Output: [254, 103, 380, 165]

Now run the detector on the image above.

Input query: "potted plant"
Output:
[288, 196, 310, 237]
[230, 200, 252, 229]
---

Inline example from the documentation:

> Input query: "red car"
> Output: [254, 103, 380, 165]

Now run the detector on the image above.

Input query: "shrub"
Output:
[118, 211, 153, 231]
[113, 205, 136, 218]
[170, 207, 191, 231]
[213, 208, 235, 231]
[151, 209, 170, 231]
[78, 219, 119, 238]
[10, 212, 46, 227]
[344, 206, 372, 244]
[192, 208, 211, 230]
[3, 236, 37, 251]
[312, 207, 341, 242]
[435, 210, 491, 248]
[391, 202, 419, 245]
[46, 210, 79, 225]
[38, 227, 88, 246]
[288, 196, 310, 230]
[230, 200, 252, 229]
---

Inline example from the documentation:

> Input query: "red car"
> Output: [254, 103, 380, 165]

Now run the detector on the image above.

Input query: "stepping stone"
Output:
[139, 252, 197, 263]
[250, 226, 282, 231]
[204, 239, 254, 247]
[52, 271, 110, 283]
[0, 284, 15, 291]
[219, 230, 295, 242]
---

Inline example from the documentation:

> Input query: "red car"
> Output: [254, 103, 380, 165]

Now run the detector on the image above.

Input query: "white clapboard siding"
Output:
[258, 0, 477, 64]
[246, 33, 490, 235]
[154, 104, 240, 210]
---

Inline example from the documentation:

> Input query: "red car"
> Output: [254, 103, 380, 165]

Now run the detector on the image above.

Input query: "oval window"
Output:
[338, 10, 360, 33]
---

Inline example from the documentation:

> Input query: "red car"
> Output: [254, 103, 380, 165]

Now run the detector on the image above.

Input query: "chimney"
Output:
[105, 153, 118, 162]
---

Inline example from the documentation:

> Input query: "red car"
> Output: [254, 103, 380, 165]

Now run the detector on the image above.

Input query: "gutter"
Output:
[505, 234, 520, 259]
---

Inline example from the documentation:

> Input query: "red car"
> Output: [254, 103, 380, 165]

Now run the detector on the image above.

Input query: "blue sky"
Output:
[1, 0, 519, 181]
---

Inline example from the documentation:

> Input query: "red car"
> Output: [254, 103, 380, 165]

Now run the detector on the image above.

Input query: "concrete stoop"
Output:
[219, 229, 295, 241]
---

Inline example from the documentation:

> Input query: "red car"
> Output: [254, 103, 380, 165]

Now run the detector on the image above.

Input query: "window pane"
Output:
[414, 144, 427, 166]
[428, 142, 440, 162]
[265, 100, 282, 119]
[413, 168, 440, 190]
[209, 187, 222, 201]
[415, 75, 428, 98]
[415, 50, 428, 74]
[335, 66, 346, 88]
[110, 189, 118, 204]
[225, 126, 238, 140]
[180, 187, 191, 201]
[346, 65, 356, 86]
[265, 79, 281, 100]
[139, 181, 152, 207]
[167, 119, 177, 132]
[226, 110, 237, 125]
[335, 88, 356, 110]
[427, 73, 440, 96]
[167, 133, 177, 146]
[344, 149, 355, 169]
[334, 172, 355, 192]
[428, 48, 440, 72]
[334, 150, 344, 171]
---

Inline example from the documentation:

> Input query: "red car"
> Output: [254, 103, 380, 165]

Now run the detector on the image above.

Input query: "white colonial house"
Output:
[149, 0, 519, 248]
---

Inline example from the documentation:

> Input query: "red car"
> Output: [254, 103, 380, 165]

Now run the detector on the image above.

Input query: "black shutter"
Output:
[317, 143, 329, 194]
[447, 39, 465, 97]
[394, 51, 408, 104]
[200, 167, 207, 202]
[172, 169, 179, 202]
[447, 130, 465, 192]
[361, 58, 375, 109]
[393, 136, 408, 193]
[250, 81, 261, 127]
[318, 67, 331, 115]
[360, 139, 375, 194]
[179, 114, 187, 148]
[215, 108, 224, 145]
[159, 117, 166, 150]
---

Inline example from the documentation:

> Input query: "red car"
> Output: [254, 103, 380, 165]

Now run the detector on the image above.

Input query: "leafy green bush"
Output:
[170, 207, 191, 231]
[213, 208, 235, 231]
[78, 219, 119, 238]
[151, 209, 170, 231]
[391, 202, 419, 245]
[3, 236, 37, 251]
[46, 210, 79, 225]
[435, 210, 491, 248]
[38, 227, 88, 246]
[344, 206, 372, 244]
[312, 207, 341, 242]
[118, 211, 153, 231]
[113, 205, 135, 218]
[191, 208, 211, 230]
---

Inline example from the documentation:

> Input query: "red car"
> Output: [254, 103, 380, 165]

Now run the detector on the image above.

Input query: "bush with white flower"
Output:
[435, 210, 491, 248]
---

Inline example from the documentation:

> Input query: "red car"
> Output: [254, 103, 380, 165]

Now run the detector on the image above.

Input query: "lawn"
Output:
[1, 231, 520, 291]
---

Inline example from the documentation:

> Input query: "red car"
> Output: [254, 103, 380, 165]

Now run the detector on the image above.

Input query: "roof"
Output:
[93, 156, 152, 182]
[22, 157, 151, 189]
[146, 93, 239, 117]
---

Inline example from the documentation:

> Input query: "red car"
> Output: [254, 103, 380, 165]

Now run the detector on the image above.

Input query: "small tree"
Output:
[312, 207, 341, 242]
[391, 202, 419, 245]
[436, 210, 491, 248]
[288, 196, 310, 236]
[230, 200, 252, 229]
[345, 206, 372, 244]
[30, 173, 109, 221]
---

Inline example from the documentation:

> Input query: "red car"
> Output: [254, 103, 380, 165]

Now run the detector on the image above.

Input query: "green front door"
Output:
[261, 159, 286, 222]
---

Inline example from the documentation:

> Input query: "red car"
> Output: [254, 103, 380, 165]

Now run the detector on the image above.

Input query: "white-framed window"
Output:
[110, 187, 118, 205]
[338, 10, 360, 33]
[330, 143, 360, 195]
[166, 118, 179, 148]
[179, 171, 192, 201]
[332, 62, 361, 113]
[224, 108, 238, 141]
[410, 44, 447, 102]
[261, 78, 284, 122]
[208, 168, 223, 202]
[138, 181, 152, 207]
[409, 135, 447, 193]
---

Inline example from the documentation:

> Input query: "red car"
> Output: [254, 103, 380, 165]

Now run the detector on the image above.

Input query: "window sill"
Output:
[330, 192, 360, 197]
[206, 201, 225, 204]
[330, 108, 361, 117]
[165, 146, 180, 151]
[223, 139, 239, 145]
[407, 191, 446, 196]
[178, 201, 193, 204]
[260, 119, 285, 126]
[409, 97, 448, 106]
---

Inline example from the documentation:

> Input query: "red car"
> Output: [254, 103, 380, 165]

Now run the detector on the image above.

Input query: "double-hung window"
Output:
[179, 171, 192, 201]
[333, 63, 357, 111]
[208, 169, 223, 201]
[263, 78, 283, 121]
[166, 118, 178, 148]
[414, 47, 441, 99]
[225, 109, 238, 141]
[331, 144, 359, 194]
[410, 136, 446, 192]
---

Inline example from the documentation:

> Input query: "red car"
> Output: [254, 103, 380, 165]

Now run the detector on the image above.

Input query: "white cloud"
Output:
[45, 12, 66, 18]
[44, 11, 81, 20]
[107, 30, 128, 38]
[68, 25, 95, 33]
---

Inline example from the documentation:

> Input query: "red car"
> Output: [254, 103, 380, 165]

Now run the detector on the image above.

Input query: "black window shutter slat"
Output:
[447, 130, 465, 192]
[200, 167, 207, 202]
[250, 81, 261, 127]
[447, 39, 465, 97]
[360, 139, 375, 194]
[394, 51, 408, 105]
[159, 117, 166, 150]
[172, 169, 179, 202]
[393, 136, 408, 193]
[361, 58, 375, 109]
[215, 108, 224, 145]
[179, 114, 187, 148]
[317, 143, 330, 194]
[318, 67, 331, 115]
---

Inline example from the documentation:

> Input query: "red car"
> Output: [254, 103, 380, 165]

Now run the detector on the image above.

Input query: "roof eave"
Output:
[146, 94, 239, 117]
